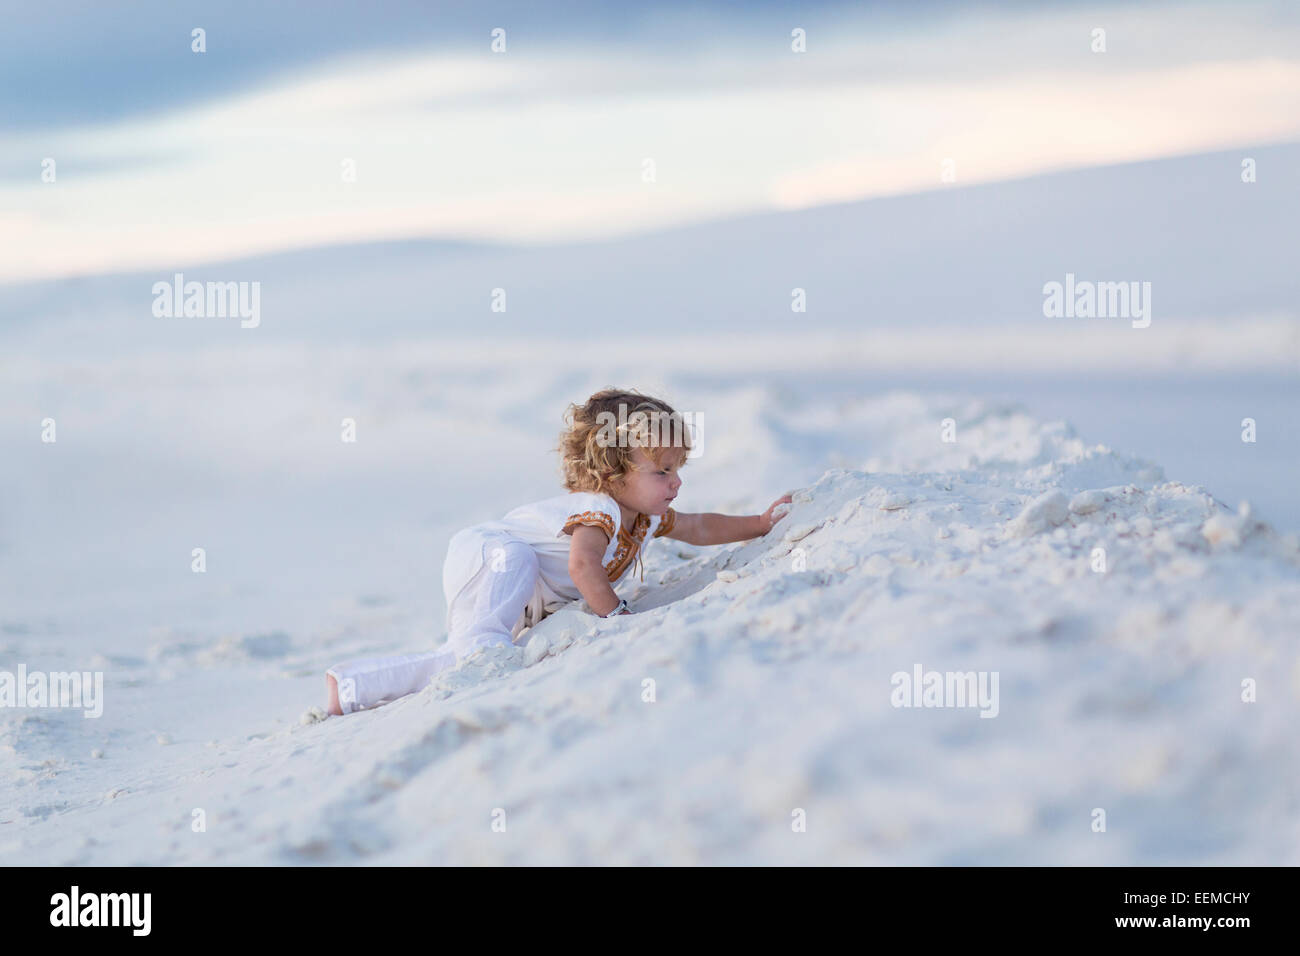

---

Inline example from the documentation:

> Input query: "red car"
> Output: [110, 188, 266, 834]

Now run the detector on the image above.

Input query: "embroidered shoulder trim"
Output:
[653, 507, 677, 538]
[563, 511, 615, 540]
[605, 513, 650, 583]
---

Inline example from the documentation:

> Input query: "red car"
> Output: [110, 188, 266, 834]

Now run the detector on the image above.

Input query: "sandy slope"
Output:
[4, 391, 1296, 865]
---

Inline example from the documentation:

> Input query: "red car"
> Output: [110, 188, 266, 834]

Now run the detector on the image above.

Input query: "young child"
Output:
[324, 388, 792, 715]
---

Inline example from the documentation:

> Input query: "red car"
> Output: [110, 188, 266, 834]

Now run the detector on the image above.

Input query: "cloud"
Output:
[2, 0, 1299, 281]
[768, 59, 1300, 208]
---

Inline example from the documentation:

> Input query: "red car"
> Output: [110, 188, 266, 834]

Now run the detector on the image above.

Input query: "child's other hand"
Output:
[760, 493, 795, 533]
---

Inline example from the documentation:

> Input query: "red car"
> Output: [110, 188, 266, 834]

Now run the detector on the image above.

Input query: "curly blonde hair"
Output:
[558, 388, 692, 495]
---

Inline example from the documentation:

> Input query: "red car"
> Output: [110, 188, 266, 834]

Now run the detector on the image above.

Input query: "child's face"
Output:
[611, 445, 685, 516]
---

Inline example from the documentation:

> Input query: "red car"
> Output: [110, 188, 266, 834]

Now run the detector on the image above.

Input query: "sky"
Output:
[3, 0, 1299, 282]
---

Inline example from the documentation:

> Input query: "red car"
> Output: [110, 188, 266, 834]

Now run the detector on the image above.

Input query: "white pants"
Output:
[327, 535, 540, 714]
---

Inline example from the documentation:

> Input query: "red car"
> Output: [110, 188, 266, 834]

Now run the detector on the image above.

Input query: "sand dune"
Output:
[3, 389, 1296, 864]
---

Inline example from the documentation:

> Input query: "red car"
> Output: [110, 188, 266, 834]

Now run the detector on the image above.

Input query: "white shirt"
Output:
[442, 491, 678, 636]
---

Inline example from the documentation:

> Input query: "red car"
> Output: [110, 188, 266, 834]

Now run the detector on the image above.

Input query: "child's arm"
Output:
[665, 493, 793, 546]
[568, 524, 626, 616]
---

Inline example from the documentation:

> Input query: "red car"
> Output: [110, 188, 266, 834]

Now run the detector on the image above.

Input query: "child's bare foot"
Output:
[325, 673, 343, 716]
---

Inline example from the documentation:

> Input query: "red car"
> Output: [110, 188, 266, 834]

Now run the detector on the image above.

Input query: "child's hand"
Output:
[759, 493, 795, 534]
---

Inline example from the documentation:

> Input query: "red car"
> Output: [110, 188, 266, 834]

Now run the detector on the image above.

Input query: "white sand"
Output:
[3, 146, 1296, 863]
[3, 371, 1297, 865]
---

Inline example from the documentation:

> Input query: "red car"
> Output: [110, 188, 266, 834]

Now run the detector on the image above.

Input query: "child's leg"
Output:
[323, 539, 539, 715]
[325, 647, 458, 715]
[446, 538, 540, 658]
